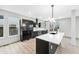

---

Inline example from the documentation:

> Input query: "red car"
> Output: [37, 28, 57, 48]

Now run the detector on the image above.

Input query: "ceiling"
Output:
[0, 5, 52, 20]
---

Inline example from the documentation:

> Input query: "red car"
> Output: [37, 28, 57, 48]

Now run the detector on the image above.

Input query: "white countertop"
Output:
[33, 28, 47, 31]
[36, 32, 64, 45]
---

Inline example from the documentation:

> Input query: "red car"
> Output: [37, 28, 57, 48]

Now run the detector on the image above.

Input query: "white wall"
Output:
[56, 18, 71, 37]
[56, 16, 79, 38]
[54, 5, 79, 18]
[53, 5, 79, 39]
[0, 9, 20, 46]
[76, 16, 79, 38]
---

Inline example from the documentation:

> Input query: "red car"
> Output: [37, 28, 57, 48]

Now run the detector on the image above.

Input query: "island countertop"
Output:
[33, 27, 47, 31]
[36, 32, 64, 45]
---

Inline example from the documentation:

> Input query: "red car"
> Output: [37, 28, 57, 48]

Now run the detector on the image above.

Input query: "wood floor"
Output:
[56, 38, 79, 54]
[0, 38, 36, 54]
[0, 37, 79, 54]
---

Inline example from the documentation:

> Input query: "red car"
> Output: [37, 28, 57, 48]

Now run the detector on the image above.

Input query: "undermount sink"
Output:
[50, 33, 56, 35]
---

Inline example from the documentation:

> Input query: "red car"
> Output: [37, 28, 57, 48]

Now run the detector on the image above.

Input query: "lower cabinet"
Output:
[32, 30, 48, 38]
[32, 31, 38, 38]
[36, 38, 58, 54]
[36, 38, 49, 54]
[21, 31, 32, 41]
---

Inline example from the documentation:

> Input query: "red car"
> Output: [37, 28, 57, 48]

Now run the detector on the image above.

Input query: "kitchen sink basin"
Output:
[50, 33, 56, 35]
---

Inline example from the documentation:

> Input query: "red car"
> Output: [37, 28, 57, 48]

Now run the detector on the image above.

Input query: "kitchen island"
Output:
[36, 32, 64, 54]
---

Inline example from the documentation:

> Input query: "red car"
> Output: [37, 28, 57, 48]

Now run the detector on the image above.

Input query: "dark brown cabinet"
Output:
[36, 38, 49, 54]
[20, 19, 33, 41]
[36, 38, 58, 54]
[32, 30, 48, 38]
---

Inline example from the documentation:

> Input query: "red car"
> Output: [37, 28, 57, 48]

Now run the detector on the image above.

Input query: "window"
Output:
[0, 15, 4, 37]
[9, 17, 19, 35]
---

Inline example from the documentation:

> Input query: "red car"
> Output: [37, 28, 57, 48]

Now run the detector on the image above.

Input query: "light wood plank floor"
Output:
[0, 37, 79, 54]
[56, 38, 79, 54]
[0, 38, 36, 54]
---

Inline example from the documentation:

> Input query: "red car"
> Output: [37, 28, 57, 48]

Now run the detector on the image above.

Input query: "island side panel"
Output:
[36, 38, 49, 54]
[49, 43, 58, 54]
